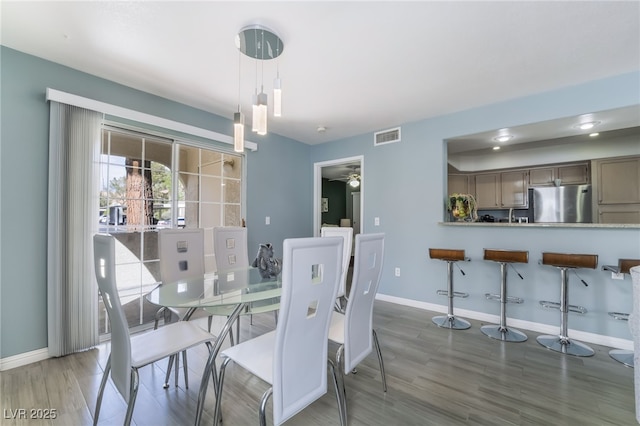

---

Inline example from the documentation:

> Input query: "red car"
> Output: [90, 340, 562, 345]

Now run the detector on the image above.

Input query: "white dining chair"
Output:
[212, 226, 279, 340]
[213, 236, 346, 426]
[321, 226, 353, 312]
[155, 228, 226, 389]
[328, 233, 387, 420]
[92, 234, 216, 426]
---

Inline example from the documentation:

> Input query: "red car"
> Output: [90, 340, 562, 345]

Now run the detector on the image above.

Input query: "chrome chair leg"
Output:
[182, 350, 189, 389]
[328, 359, 347, 426]
[124, 369, 139, 426]
[259, 387, 273, 426]
[93, 355, 111, 425]
[335, 345, 347, 420]
[372, 329, 387, 392]
[213, 357, 232, 426]
[164, 354, 174, 389]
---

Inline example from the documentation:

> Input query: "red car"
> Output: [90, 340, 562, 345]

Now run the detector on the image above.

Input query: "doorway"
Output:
[313, 156, 364, 236]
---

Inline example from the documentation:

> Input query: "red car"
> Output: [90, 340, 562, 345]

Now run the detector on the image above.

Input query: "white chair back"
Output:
[320, 226, 353, 298]
[273, 236, 343, 425]
[93, 234, 133, 400]
[213, 226, 249, 272]
[343, 233, 385, 373]
[158, 228, 204, 282]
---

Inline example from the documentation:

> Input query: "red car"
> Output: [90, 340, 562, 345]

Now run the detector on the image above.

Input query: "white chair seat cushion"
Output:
[221, 330, 276, 384]
[130, 322, 215, 368]
[327, 312, 345, 346]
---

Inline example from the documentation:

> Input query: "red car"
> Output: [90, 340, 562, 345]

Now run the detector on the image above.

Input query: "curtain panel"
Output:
[48, 102, 102, 357]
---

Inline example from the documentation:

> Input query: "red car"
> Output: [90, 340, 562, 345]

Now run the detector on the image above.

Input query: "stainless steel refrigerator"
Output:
[528, 184, 593, 223]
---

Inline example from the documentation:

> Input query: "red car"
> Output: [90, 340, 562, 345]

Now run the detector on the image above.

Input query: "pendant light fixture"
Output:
[236, 24, 284, 136]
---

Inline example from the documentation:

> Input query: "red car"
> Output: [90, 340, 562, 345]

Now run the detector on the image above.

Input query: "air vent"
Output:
[374, 127, 401, 146]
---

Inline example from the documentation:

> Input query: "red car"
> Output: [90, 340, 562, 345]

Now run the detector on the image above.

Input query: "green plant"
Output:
[446, 193, 478, 221]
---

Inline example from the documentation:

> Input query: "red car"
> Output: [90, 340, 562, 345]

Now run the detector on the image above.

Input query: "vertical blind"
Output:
[47, 102, 102, 356]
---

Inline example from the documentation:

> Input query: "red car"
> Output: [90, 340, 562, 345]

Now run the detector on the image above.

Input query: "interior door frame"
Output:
[313, 155, 364, 236]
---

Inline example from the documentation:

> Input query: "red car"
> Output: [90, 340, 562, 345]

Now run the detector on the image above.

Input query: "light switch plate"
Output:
[394, 267, 400, 277]
[374, 217, 380, 226]
[265, 216, 270, 225]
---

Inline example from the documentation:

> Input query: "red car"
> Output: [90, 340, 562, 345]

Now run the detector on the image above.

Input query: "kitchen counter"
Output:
[439, 221, 640, 229]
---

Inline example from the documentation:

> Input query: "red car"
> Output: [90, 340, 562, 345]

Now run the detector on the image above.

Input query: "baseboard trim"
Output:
[376, 293, 633, 351]
[0, 348, 50, 371]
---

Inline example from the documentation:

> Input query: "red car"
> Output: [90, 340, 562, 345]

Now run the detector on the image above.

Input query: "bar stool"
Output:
[481, 249, 528, 342]
[602, 258, 640, 367]
[429, 248, 470, 330]
[537, 252, 598, 357]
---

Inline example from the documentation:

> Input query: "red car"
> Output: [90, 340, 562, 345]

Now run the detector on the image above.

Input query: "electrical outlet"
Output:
[612, 272, 624, 280]
[395, 267, 400, 277]
[374, 217, 380, 226]
[265, 216, 270, 225]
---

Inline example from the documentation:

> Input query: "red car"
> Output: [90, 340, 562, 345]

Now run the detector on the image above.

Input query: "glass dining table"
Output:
[146, 267, 282, 425]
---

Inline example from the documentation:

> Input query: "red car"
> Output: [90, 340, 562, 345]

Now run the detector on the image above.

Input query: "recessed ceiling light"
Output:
[577, 121, 600, 130]
[493, 135, 512, 143]
[589, 132, 599, 137]
[493, 146, 501, 150]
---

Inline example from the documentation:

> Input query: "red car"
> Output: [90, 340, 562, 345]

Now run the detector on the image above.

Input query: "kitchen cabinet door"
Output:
[597, 157, 640, 204]
[475, 173, 500, 208]
[598, 204, 640, 224]
[501, 170, 529, 208]
[558, 164, 589, 185]
[529, 168, 555, 186]
[448, 174, 471, 196]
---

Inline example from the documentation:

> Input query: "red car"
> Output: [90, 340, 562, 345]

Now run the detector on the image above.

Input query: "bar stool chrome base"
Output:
[536, 335, 595, 357]
[432, 314, 471, 330]
[481, 325, 527, 342]
[609, 349, 634, 368]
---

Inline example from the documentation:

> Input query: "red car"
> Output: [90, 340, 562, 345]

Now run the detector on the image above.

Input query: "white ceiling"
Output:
[1, 1, 639, 146]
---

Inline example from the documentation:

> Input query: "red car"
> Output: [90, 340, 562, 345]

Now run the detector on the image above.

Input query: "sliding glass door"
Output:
[98, 126, 243, 334]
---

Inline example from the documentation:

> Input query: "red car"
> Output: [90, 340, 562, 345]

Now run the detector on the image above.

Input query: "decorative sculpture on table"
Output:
[446, 193, 478, 222]
[252, 243, 282, 279]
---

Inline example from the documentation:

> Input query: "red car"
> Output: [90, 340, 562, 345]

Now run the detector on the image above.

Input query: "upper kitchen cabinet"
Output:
[529, 163, 590, 187]
[473, 171, 528, 209]
[475, 173, 500, 208]
[448, 173, 472, 196]
[501, 170, 529, 208]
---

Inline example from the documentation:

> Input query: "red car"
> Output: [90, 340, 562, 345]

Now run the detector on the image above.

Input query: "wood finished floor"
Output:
[1, 301, 636, 425]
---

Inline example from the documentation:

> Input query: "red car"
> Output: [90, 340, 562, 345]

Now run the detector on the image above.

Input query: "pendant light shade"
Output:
[233, 110, 244, 152]
[256, 90, 268, 135]
[251, 91, 259, 133]
[273, 76, 282, 117]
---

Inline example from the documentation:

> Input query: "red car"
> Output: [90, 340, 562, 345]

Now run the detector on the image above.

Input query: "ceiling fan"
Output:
[330, 166, 361, 188]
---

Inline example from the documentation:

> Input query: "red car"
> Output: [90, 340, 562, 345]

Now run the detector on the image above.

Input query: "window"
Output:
[98, 126, 243, 334]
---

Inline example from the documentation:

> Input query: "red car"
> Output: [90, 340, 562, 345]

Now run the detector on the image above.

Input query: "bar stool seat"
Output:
[602, 258, 640, 367]
[481, 249, 528, 342]
[429, 248, 470, 330]
[537, 252, 598, 357]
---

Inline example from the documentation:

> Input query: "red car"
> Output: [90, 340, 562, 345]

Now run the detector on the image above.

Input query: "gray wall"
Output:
[0, 47, 312, 358]
[310, 71, 640, 341]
